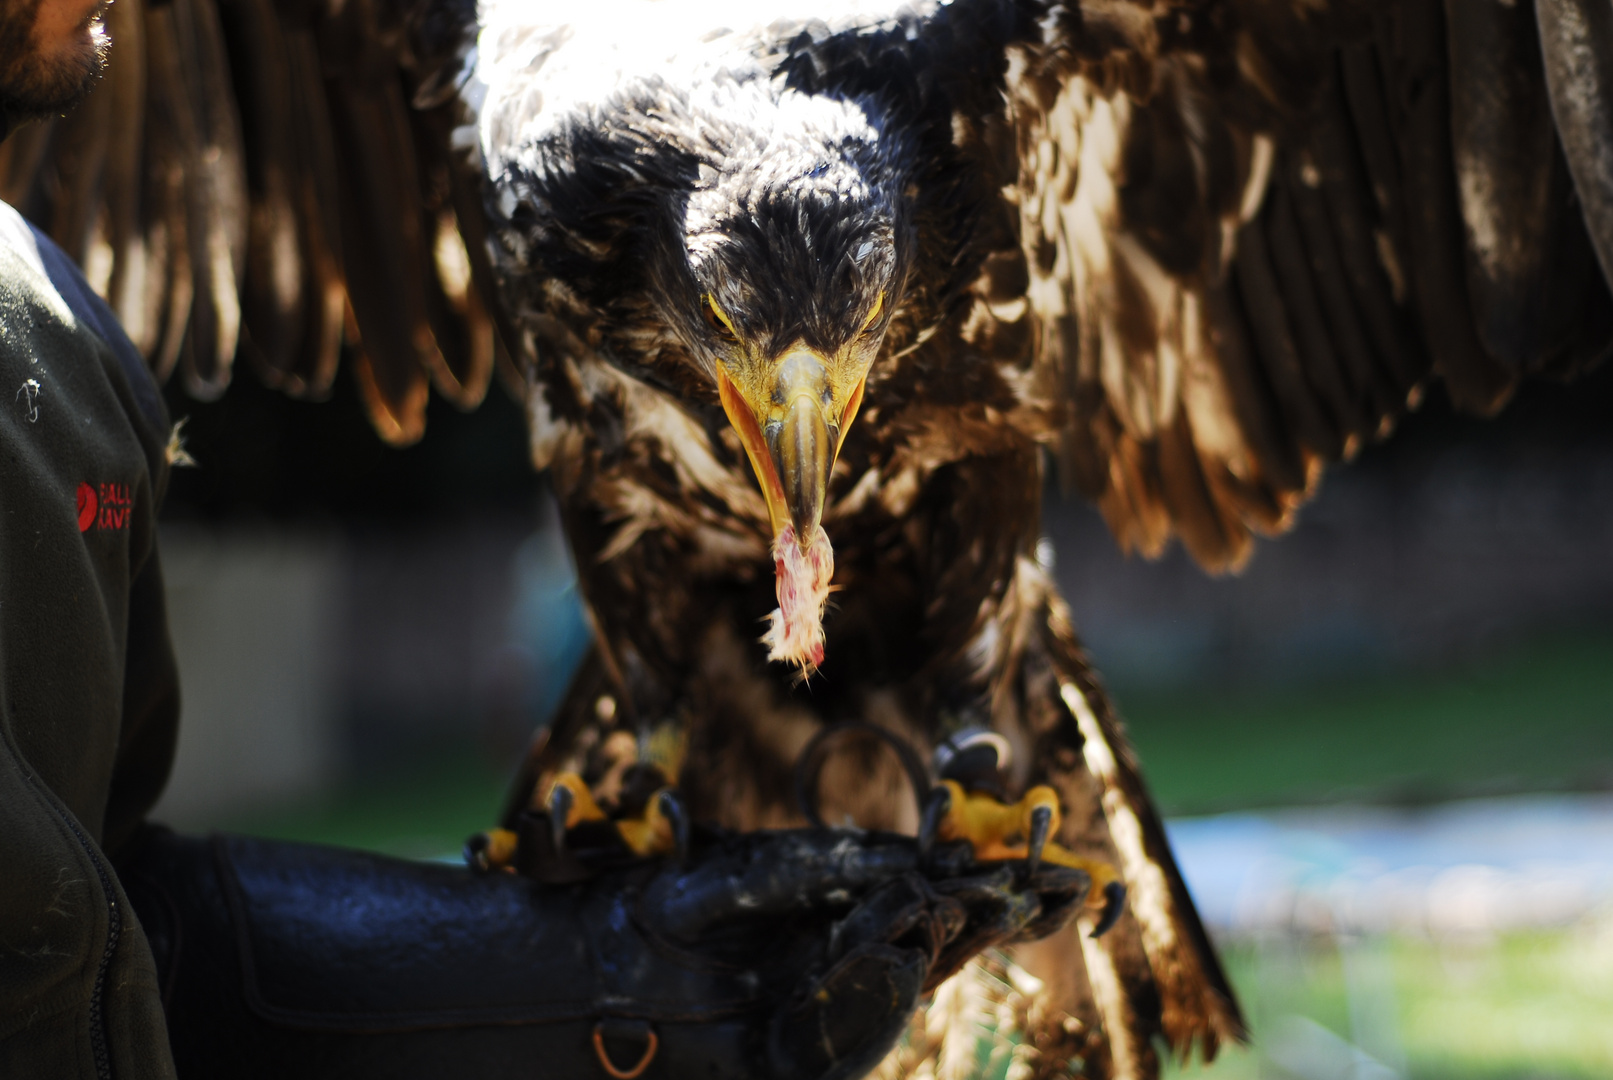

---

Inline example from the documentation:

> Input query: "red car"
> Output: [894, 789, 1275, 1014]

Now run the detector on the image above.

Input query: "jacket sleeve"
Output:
[0, 201, 179, 1079]
[103, 546, 183, 860]
[0, 715, 177, 1080]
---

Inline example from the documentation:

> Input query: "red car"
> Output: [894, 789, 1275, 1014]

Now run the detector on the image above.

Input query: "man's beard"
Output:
[0, 0, 110, 127]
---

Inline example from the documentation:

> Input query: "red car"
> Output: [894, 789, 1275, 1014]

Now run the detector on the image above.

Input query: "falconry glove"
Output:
[120, 824, 1089, 1080]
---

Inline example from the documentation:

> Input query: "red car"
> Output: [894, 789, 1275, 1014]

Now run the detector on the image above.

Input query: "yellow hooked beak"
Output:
[716, 349, 867, 548]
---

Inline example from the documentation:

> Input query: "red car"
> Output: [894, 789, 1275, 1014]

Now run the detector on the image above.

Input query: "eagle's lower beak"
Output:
[716, 350, 865, 547]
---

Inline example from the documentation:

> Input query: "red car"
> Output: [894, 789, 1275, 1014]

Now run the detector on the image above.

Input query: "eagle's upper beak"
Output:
[717, 348, 866, 547]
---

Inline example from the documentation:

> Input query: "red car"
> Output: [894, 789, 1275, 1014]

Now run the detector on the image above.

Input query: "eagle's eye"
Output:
[858, 292, 886, 336]
[702, 295, 739, 345]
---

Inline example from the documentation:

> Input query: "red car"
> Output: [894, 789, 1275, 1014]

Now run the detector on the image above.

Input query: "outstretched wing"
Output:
[912, 0, 1613, 1072]
[0, 0, 500, 443]
[999, 0, 1611, 572]
[8, 0, 1609, 477]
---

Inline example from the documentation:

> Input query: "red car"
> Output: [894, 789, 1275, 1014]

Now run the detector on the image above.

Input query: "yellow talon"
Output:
[467, 827, 520, 872]
[485, 827, 519, 865]
[936, 780, 1122, 912]
[545, 773, 609, 829]
[615, 787, 676, 857]
[543, 772, 678, 857]
[937, 779, 1055, 859]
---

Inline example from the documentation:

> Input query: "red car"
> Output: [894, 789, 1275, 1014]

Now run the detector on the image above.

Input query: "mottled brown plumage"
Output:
[11, 1, 1613, 1077]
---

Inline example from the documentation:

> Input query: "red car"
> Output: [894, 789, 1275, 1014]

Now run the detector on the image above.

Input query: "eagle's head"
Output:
[659, 94, 912, 672]
[476, 30, 914, 672]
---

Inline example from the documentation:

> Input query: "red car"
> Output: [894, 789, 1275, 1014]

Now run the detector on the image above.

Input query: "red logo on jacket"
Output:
[77, 482, 130, 532]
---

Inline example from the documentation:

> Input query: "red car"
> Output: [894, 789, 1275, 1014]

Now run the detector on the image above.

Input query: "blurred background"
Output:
[150, 362, 1613, 1080]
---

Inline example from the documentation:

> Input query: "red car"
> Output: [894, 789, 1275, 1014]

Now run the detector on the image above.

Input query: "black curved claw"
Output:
[548, 784, 574, 855]
[1012, 866, 1092, 943]
[463, 832, 493, 873]
[1089, 881, 1127, 939]
[1024, 804, 1052, 877]
[932, 729, 1012, 800]
[658, 788, 691, 862]
[916, 786, 951, 859]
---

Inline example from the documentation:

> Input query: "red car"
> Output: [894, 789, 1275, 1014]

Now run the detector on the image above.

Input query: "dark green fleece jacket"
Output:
[0, 198, 180, 1079]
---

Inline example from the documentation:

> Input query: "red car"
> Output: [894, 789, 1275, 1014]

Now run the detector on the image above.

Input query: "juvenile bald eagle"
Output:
[8, 0, 1612, 1076]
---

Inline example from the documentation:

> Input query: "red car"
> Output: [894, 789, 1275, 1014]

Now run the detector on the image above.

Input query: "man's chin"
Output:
[0, 7, 110, 126]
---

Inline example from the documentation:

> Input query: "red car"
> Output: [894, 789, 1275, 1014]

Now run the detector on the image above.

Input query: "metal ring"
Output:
[592, 1022, 658, 1080]
[793, 721, 933, 829]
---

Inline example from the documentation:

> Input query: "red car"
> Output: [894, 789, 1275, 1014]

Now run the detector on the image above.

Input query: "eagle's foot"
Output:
[463, 826, 520, 873]
[927, 781, 1126, 940]
[542, 772, 689, 859]
[793, 722, 1129, 938]
[466, 768, 690, 880]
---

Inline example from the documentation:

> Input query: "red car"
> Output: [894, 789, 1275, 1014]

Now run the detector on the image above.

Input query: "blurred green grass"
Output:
[1118, 633, 1613, 817]
[214, 751, 509, 858]
[1167, 921, 1613, 1080]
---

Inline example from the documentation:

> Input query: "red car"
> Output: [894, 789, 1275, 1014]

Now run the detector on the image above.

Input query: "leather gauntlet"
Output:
[120, 825, 1086, 1080]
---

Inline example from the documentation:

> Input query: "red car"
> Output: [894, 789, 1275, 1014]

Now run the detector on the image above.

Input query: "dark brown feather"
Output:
[102, 0, 151, 345]
[1231, 203, 1344, 460]
[1536, 0, 1613, 305]
[1529, 0, 1613, 378]
[1096, 427, 1173, 563]
[1337, 41, 1410, 278]
[172, 0, 248, 397]
[1376, 0, 1516, 414]
[282, 26, 347, 398]
[1118, 80, 1215, 280]
[1282, 147, 1399, 436]
[1201, 280, 1309, 499]
[141, 2, 197, 382]
[1447, 0, 1571, 370]
[1263, 172, 1368, 449]
[1307, 62, 1428, 396]
[40, 65, 113, 265]
[319, 0, 434, 443]
[410, 104, 494, 409]
[1154, 410, 1246, 570]
[216, 0, 307, 387]
[1202, 458, 1289, 537]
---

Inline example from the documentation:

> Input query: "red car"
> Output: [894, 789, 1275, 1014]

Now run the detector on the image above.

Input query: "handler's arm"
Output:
[0, 677, 177, 1080]
[0, 202, 179, 1079]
